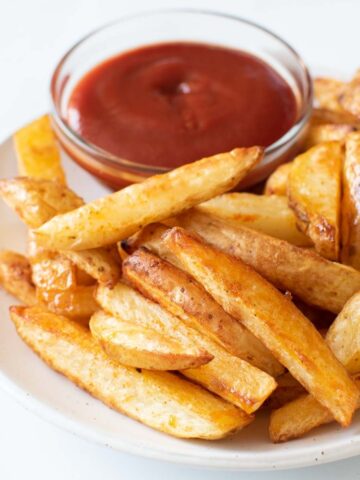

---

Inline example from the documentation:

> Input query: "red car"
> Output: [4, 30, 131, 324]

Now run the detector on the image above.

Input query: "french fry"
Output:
[265, 373, 306, 410]
[311, 107, 360, 127]
[195, 193, 311, 246]
[96, 282, 277, 414]
[314, 77, 345, 112]
[264, 163, 292, 196]
[13, 115, 66, 184]
[304, 123, 354, 149]
[339, 69, 360, 119]
[0, 178, 83, 228]
[172, 211, 360, 313]
[31, 251, 77, 291]
[326, 292, 360, 374]
[11, 306, 251, 439]
[287, 142, 343, 260]
[90, 309, 213, 370]
[164, 227, 360, 426]
[342, 132, 360, 268]
[0, 251, 37, 305]
[122, 247, 283, 376]
[33, 147, 263, 250]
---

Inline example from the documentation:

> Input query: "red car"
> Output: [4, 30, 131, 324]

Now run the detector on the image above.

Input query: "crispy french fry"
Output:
[90, 310, 213, 370]
[122, 247, 283, 376]
[31, 251, 77, 291]
[311, 107, 360, 127]
[264, 163, 292, 196]
[265, 373, 306, 410]
[0, 178, 83, 228]
[195, 193, 311, 246]
[304, 123, 355, 149]
[13, 115, 66, 184]
[164, 227, 360, 426]
[33, 147, 263, 250]
[11, 306, 250, 439]
[314, 77, 345, 112]
[342, 132, 360, 268]
[0, 251, 37, 304]
[37, 285, 98, 324]
[339, 70, 360, 119]
[287, 142, 343, 260]
[96, 282, 276, 413]
[326, 292, 360, 374]
[172, 211, 360, 313]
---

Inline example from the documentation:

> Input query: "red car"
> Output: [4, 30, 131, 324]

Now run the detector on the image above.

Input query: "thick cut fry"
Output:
[264, 163, 292, 196]
[342, 132, 360, 268]
[195, 193, 311, 246]
[339, 70, 360, 119]
[311, 107, 360, 127]
[304, 123, 355, 149]
[164, 227, 360, 426]
[10, 306, 250, 439]
[269, 375, 360, 443]
[31, 251, 76, 291]
[0, 251, 37, 305]
[288, 142, 343, 260]
[0, 178, 83, 228]
[314, 77, 345, 112]
[37, 285, 98, 324]
[90, 310, 212, 370]
[173, 211, 360, 313]
[96, 282, 276, 413]
[122, 248, 283, 376]
[13, 115, 66, 184]
[265, 373, 306, 410]
[326, 293, 360, 374]
[33, 147, 263, 250]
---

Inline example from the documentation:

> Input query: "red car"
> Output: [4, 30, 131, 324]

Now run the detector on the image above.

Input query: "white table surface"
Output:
[1, 0, 360, 478]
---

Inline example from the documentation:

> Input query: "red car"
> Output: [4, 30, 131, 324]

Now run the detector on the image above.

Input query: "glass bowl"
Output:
[50, 9, 312, 189]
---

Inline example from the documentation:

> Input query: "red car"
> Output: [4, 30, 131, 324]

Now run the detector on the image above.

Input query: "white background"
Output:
[1, 0, 360, 478]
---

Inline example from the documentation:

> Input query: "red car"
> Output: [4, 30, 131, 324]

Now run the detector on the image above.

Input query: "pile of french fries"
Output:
[2, 70, 360, 443]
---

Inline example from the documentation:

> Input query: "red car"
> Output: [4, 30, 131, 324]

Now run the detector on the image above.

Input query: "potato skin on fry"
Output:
[314, 77, 345, 112]
[304, 123, 355, 150]
[33, 147, 263, 250]
[287, 142, 343, 260]
[0, 251, 37, 305]
[174, 211, 360, 314]
[122, 247, 283, 377]
[164, 227, 360, 427]
[264, 163, 292, 196]
[10, 306, 251, 439]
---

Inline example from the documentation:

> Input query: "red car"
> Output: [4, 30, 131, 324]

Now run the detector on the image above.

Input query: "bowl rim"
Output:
[50, 8, 313, 174]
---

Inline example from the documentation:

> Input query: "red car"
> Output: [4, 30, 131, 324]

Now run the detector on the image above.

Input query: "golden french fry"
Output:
[173, 211, 360, 313]
[264, 163, 292, 196]
[31, 251, 77, 291]
[0, 178, 83, 228]
[13, 115, 66, 184]
[122, 247, 283, 377]
[342, 132, 360, 268]
[311, 107, 360, 127]
[339, 70, 360, 119]
[164, 227, 360, 426]
[33, 147, 263, 250]
[0, 251, 37, 305]
[304, 123, 354, 149]
[11, 306, 251, 439]
[288, 142, 343, 260]
[265, 373, 306, 410]
[195, 193, 311, 246]
[90, 310, 213, 370]
[96, 282, 276, 414]
[314, 77, 345, 112]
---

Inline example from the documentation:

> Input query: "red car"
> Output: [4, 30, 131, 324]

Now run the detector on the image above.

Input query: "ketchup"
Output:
[67, 42, 297, 168]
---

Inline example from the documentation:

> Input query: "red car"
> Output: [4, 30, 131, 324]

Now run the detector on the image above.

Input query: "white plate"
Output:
[0, 133, 360, 471]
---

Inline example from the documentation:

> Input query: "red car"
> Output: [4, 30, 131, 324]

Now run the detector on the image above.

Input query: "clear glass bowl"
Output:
[50, 9, 312, 189]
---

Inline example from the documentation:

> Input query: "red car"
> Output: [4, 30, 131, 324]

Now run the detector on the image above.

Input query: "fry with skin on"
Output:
[339, 69, 360, 119]
[96, 282, 277, 414]
[264, 163, 292, 196]
[0, 251, 37, 305]
[172, 211, 360, 313]
[90, 310, 213, 370]
[13, 115, 66, 184]
[304, 123, 355, 149]
[342, 132, 360, 268]
[194, 193, 311, 246]
[311, 107, 360, 127]
[314, 77, 345, 112]
[10, 306, 251, 439]
[122, 247, 283, 376]
[164, 227, 360, 426]
[287, 141, 343, 260]
[33, 147, 263, 250]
